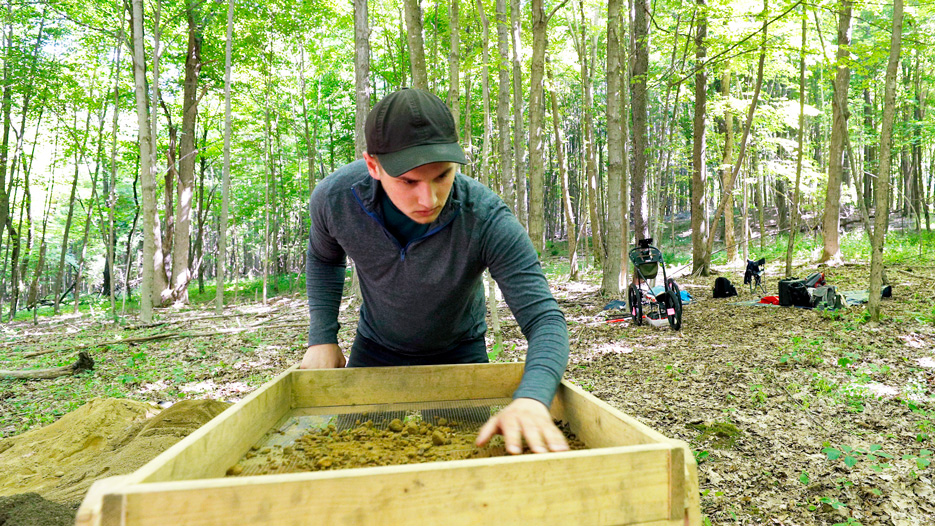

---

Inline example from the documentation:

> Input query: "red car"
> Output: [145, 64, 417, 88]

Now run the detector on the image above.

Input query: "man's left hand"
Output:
[476, 397, 569, 454]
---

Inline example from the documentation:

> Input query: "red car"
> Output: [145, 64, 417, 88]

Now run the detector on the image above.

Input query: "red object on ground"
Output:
[759, 296, 780, 305]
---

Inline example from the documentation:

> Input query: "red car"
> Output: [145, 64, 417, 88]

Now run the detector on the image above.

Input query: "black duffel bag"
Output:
[778, 278, 810, 307]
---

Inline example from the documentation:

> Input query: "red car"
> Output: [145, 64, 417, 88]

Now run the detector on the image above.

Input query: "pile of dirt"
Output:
[0, 493, 75, 526]
[0, 398, 230, 507]
[0, 398, 157, 498]
[228, 417, 586, 476]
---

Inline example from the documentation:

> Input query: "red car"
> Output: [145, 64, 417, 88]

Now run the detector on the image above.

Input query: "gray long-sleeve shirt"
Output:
[306, 160, 568, 406]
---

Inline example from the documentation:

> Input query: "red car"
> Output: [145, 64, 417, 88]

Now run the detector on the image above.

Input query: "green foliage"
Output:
[822, 444, 893, 471]
[486, 341, 514, 362]
[779, 336, 824, 367]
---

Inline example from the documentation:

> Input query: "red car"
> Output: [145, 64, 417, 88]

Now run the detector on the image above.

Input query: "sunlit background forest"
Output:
[0, 0, 931, 322]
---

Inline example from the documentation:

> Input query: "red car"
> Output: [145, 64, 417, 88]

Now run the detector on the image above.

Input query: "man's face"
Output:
[364, 153, 456, 224]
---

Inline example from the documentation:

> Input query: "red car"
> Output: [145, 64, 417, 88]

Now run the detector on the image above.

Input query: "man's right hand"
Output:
[300, 344, 346, 369]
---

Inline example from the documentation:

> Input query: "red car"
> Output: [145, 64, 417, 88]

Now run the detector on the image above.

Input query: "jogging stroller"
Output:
[627, 238, 683, 331]
[744, 258, 767, 295]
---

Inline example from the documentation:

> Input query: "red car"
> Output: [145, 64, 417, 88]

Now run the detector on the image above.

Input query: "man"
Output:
[302, 88, 569, 455]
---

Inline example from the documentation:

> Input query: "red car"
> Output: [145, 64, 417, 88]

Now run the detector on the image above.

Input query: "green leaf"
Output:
[918, 458, 931, 469]
[823, 447, 843, 460]
[844, 455, 859, 467]
[799, 471, 809, 485]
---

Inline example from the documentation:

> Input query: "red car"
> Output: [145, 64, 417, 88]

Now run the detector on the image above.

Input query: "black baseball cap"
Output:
[365, 88, 468, 177]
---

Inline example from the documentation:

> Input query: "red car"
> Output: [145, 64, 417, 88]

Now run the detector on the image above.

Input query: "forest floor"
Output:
[1, 248, 934, 525]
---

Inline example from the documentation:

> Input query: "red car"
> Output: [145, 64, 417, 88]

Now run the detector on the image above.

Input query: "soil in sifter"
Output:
[227, 415, 586, 476]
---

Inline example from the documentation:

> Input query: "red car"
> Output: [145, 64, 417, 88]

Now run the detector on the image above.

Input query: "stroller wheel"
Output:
[628, 284, 643, 326]
[665, 279, 683, 331]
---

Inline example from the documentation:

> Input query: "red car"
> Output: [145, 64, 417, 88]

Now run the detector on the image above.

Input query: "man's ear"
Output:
[363, 152, 381, 181]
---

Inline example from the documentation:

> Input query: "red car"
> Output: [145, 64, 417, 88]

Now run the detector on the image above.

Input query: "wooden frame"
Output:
[76, 363, 700, 526]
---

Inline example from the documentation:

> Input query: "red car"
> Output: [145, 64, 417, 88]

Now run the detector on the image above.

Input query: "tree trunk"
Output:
[691, 0, 709, 275]
[131, 0, 155, 322]
[403, 0, 428, 90]
[574, 1, 602, 266]
[0, 12, 12, 245]
[703, 0, 768, 267]
[149, 0, 167, 309]
[271, 116, 281, 279]
[462, 63, 473, 179]
[819, 0, 852, 264]
[73, 163, 103, 314]
[475, 0, 501, 352]
[27, 163, 54, 314]
[526, 0, 548, 254]
[785, 8, 807, 277]
[299, 47, 318, 197]
[510, 0, 526, 227]
[195, 127, 208, 293]
[720, 67, 737, 263]
[911, 53, 924, 231]
[447, 0, 460, 131]
[495, 0, 513, 212]
[354, 0, 370, 158]
[630, 0, 650, 244]
[171, 9, 204, 304]
[547, 63, 577, 280]
[862, 88, 875, 210]
[868, 0, 902, 322]
[53, 158, 82, 314]
[74, 96, 111, 313]
[775, 173, 788, 230]
[154, 122, 174, 303]
[263, 89, 272, 304]
[107, 20, 124, 320]
[602, 0, 623, 293]
[217, 9, 231, 316]
[122, 169, 140, 314]
[10, 91, 41, 320]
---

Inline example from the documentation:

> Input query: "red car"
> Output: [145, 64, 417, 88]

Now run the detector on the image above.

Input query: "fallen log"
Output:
[0, 352, 94, 380]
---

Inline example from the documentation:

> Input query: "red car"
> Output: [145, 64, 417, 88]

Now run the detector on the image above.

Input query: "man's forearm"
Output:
[306, 252, 347, 346]
[513, 312, 569, 407]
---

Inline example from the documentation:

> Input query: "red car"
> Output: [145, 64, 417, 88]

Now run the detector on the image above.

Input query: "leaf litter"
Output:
[0, 263, 932, 525]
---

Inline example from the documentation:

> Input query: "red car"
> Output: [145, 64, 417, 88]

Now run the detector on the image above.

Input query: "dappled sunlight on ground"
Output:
[179, 379, 252, 400]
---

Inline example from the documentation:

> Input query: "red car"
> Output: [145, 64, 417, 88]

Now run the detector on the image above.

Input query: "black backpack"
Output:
[778, 278, 811, 307]
[713, 277, 738, 298]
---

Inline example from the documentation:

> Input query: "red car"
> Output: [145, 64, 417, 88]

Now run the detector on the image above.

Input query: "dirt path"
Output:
[1, 261, 933, 525]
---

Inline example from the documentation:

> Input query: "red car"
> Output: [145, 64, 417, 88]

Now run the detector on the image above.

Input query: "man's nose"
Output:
[417, 183, 436, 207]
